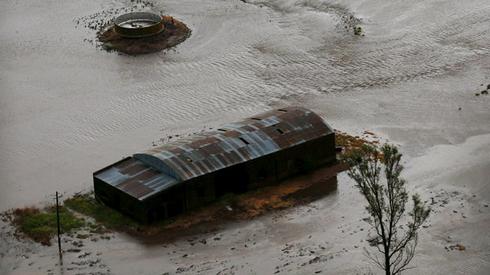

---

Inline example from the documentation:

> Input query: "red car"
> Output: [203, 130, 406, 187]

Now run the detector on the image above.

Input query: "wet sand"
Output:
[1, 0, 489, 274]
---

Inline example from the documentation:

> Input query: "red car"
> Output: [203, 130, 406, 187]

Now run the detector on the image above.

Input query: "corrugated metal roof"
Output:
[95, 157, 179, 200]
[94, 107, 333, 200]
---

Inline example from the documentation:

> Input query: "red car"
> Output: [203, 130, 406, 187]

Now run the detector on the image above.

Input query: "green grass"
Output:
[8, 193, 150, 245]
[64, 193, 137, 230]
[12, 206, 85, 245]
[8, 192, 137, 245]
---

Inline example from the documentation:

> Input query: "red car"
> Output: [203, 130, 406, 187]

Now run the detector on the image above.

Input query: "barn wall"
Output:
[95, 132, 336, 223]
[143, 183, 187, 223]
[94, 177, 147, 222]
[185, 176, 216, 210]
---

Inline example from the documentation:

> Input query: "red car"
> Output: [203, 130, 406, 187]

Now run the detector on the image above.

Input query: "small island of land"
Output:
[1, 131, 377, 246]
[98, 15, 191, 55]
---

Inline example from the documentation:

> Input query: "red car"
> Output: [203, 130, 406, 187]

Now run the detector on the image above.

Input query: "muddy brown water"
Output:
[1, 0, 489, 274]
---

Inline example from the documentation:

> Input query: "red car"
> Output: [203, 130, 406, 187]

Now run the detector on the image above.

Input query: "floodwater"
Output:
[1, 0, 489, 274]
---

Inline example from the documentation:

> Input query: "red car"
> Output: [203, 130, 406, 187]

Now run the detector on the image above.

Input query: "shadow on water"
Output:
[131, 164, 345, 247]
[57, 257, 65, 275]
[286, 174, 338, 203]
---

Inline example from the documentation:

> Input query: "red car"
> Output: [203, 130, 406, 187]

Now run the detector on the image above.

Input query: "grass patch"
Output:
[64, 193, 137, 231]
[10, 206, 84, 245]
[335, 130, 379, 155]
[5, 193, 139, 245]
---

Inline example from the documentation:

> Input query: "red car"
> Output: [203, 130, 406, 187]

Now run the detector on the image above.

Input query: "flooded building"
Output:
[93, 107, 336, 223]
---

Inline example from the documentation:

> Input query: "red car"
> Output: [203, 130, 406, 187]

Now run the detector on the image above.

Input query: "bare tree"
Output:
[343, 144, 430, 275]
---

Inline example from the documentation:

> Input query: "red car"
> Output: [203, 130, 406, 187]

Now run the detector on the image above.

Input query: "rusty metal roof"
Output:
[94, 107, 333, 200]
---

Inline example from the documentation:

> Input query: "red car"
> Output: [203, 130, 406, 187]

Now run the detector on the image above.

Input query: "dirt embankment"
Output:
[98, 16, 191, 55]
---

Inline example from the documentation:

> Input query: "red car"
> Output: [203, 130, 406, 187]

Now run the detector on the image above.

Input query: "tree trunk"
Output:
[385, 250, 391, 275]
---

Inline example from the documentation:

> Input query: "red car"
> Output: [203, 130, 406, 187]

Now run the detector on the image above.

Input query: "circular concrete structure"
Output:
[99, 15, 191, 55]
[114, 12, 164, 38]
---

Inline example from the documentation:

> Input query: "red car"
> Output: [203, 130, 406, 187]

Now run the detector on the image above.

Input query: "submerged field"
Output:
[1, 0, 489, 274]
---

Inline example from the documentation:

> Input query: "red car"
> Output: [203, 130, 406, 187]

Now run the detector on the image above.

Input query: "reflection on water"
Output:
[288, 175, 338, 202]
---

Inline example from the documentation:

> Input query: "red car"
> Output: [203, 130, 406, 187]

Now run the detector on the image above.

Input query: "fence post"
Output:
[56, 191, 62, 260]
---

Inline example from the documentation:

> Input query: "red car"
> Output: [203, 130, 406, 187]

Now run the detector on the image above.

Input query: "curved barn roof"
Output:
[94, 107, 333, 200]
[134, 107, 332, 180]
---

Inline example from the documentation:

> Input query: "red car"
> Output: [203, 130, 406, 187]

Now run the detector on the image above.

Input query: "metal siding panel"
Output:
[96, 167, 130, 187]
